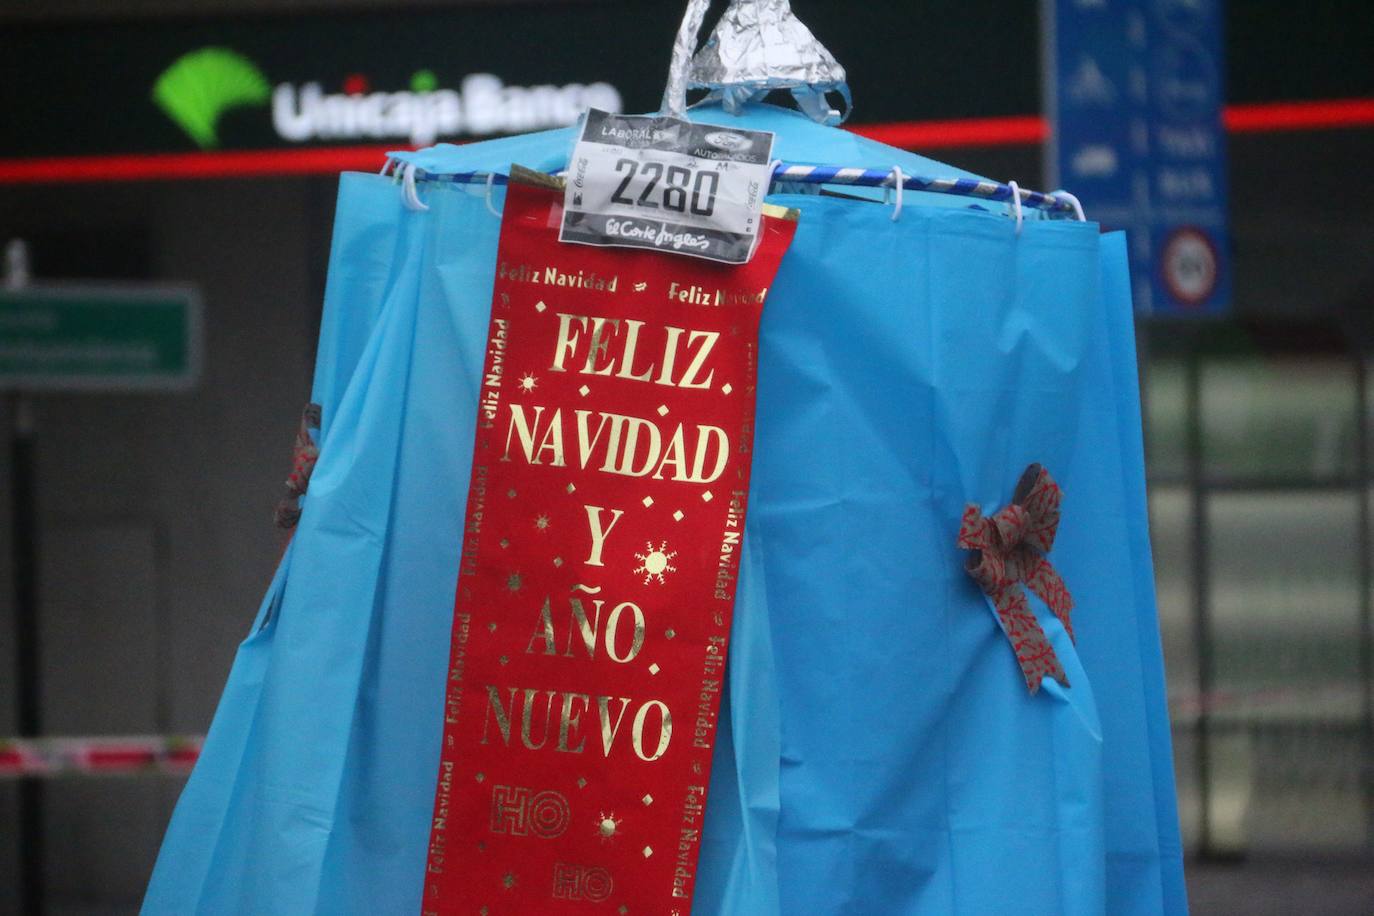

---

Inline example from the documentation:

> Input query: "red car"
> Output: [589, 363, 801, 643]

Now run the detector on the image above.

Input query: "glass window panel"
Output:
[1201, 357, 1358, 481]
[1203, 492, 1366, 852]
[1367, 483, 1373, 733]
[1366, 359, 1374, 477]
[1149, 483, 1200, 851]
[1207, 492, 1362, 713]
[1150, 484, 1197, 697]
[1242, 723, 1367, 852]
[1171, 729, 1202, 853]
[1145, 357, 1188, 479]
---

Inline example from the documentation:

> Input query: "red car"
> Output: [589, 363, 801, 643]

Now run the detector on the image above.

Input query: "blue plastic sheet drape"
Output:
[144, 103, 1186, 915]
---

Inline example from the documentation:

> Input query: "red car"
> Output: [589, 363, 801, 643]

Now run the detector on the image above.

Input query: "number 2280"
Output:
[609, 159, 719, 217]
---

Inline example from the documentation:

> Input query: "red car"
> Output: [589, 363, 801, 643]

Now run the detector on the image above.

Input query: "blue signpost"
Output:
[1044, 0, 1230, 317]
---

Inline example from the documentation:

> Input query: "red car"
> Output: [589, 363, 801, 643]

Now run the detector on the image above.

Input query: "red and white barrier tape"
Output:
[0, 735, 203, 777]
[6, 682, 1361, 776]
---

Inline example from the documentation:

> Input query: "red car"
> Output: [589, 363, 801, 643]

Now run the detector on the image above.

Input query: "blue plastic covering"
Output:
[144, 103, 1186, 915]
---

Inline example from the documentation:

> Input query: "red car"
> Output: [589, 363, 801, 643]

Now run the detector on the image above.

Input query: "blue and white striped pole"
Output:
[396, 161, 1087, 219]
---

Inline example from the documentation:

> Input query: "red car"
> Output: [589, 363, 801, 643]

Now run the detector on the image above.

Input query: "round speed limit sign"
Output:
[1160, 227, 1219, 307]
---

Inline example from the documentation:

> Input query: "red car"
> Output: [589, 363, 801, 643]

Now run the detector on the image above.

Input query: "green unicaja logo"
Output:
[152, 47, 271, 149]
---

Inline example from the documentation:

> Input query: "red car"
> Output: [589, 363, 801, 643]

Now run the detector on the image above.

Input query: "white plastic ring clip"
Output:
[401, 162, 429, 212]
[889, 166, 905, 221]
[1007, 180, 1024, 236]
[485, 172, 502, 218]
[1058, 190, 1086, 222]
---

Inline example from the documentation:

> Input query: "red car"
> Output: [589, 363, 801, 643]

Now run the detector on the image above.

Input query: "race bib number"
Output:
[560, 109, 775, 264]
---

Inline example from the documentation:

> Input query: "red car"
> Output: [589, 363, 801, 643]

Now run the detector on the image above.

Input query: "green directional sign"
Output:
[0, 285, 201, 391]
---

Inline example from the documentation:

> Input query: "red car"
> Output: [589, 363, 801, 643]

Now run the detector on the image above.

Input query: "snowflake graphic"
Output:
[518, 373, 538, 393]
[633, 541, 678, 585]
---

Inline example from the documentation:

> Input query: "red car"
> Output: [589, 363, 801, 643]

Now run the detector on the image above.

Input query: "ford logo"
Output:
[703, 130, 750, 151]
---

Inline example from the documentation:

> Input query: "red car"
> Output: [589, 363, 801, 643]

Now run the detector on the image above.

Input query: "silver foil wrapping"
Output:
[661, 0, 850, 124]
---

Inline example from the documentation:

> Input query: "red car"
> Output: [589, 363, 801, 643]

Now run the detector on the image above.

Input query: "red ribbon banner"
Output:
[423, 176, 797, 914]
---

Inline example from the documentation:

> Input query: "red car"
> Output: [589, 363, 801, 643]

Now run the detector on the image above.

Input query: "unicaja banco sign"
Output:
[153, 47, 623, 150]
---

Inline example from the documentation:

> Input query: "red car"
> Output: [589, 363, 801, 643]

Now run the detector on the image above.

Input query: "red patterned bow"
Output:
[957, 464, 1075, 693]
[274, 403, 322, 531]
